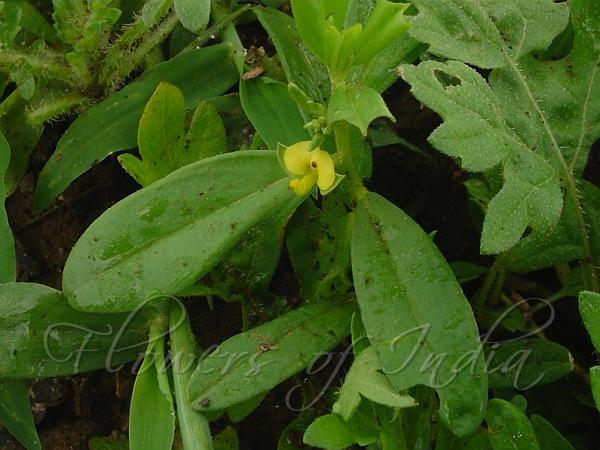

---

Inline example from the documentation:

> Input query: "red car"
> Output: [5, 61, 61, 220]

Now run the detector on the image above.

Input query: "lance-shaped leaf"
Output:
[352, 192, 487, 437]
[62, 152, 303, 313]
[0, 131, 15, 284]
[0, 283, 148, 378]
[129, 320, 175, 450]
[0, 379, 41, 450]
[187, 301, 354, 411]
[240, 77, 309, 150]
[401, 0, 600, 258]
[34, 44, 238, 211]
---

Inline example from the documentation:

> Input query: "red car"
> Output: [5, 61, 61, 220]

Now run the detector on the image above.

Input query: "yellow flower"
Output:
[281, 141, 337, 196]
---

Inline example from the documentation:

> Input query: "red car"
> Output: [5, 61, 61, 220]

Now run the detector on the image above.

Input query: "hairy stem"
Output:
[26, 92, 89, 125]
[334, 121, 366, 203]
[0, 49, 74, 85]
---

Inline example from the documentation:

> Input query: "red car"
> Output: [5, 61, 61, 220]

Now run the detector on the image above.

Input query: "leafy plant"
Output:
[1, 0, 600, 449]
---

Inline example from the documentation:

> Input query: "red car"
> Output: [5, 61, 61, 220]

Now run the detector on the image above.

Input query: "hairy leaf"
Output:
[402, 0, 600, 258]
[174, 0, 210, 33]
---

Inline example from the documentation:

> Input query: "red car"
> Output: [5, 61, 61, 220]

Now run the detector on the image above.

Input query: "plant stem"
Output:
[26, 92, 89, 125]
[0, 49, 74, 85]
[334, 121, 366, 202]
[169, 302, 213, 450]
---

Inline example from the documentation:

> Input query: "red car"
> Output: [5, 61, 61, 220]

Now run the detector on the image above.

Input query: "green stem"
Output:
[0, 49, 74, 85]
[101, 11, 179, 91]
[26, 92, 89, 125]
[334, 121, 366, 202]
[169, 302, 213, 450]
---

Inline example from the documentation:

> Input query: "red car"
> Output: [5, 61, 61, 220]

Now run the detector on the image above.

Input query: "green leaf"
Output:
[0, 283, 148, 378]
[214, 427, 239, 450]
[169, 303, 213, 450]
[174, 0, 210, 32]
[187, 301, 354, 411]
[0, 379, 41, 450]
[400, 386, 435, 450]
[303, 412, 379, 450]
[590, 366, 600, 411]
[129, 320, 175, 450]
[332, 346, 417, 420]
[119, 82, 226, 186]
[409, 0, 569, 69]
[239, 77, 309, 149]
[579, 291, 600, 352]
[34, 44, 238, 211]
[531, 415, 575, 450]
[1, 95, 43, 195]
[255, 7, 330, 102]
[289, 0, 327, 63]
[62, 152, 302, 313]
[402, 0, 600, 258]
[351, 192, 488, 437]
[286, 192, 353, 301]
[487, 339, 573, 390]
[485, 399, 540, 450]
[141, 0, 172, 26]
[328, 84, 393, 136]
[400, 61, 562, 254]
[0, 131, 15, 284]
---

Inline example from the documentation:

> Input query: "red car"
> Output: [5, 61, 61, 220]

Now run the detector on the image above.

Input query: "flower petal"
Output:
[284, 141, 312, 176]
[290, 173, 318, 196]
[311, 150, 336, 191]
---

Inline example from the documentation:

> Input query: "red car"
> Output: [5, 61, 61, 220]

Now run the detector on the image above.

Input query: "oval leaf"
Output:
[486, 399, 539, 450]
[351, 192, 488, 437]
[62, 152, 302, 313]
[174, 0, 210, 33]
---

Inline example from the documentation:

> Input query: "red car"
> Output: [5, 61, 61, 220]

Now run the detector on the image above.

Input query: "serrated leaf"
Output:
[328, 84, 394, 136]
[0, 379, 41, 450]
[402, 0, 600, 259]
[333, 346, 417, 420]
[485, 399, 540, 450]
[174, 0, 210, 33]
[0, 131, 15, 284]
[187, 301, 354, 411]
[351, 192, 488, 437]
[0, 283, 148, 378]
[34, 44, 238, 211]
[62, 152, 303, 313]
